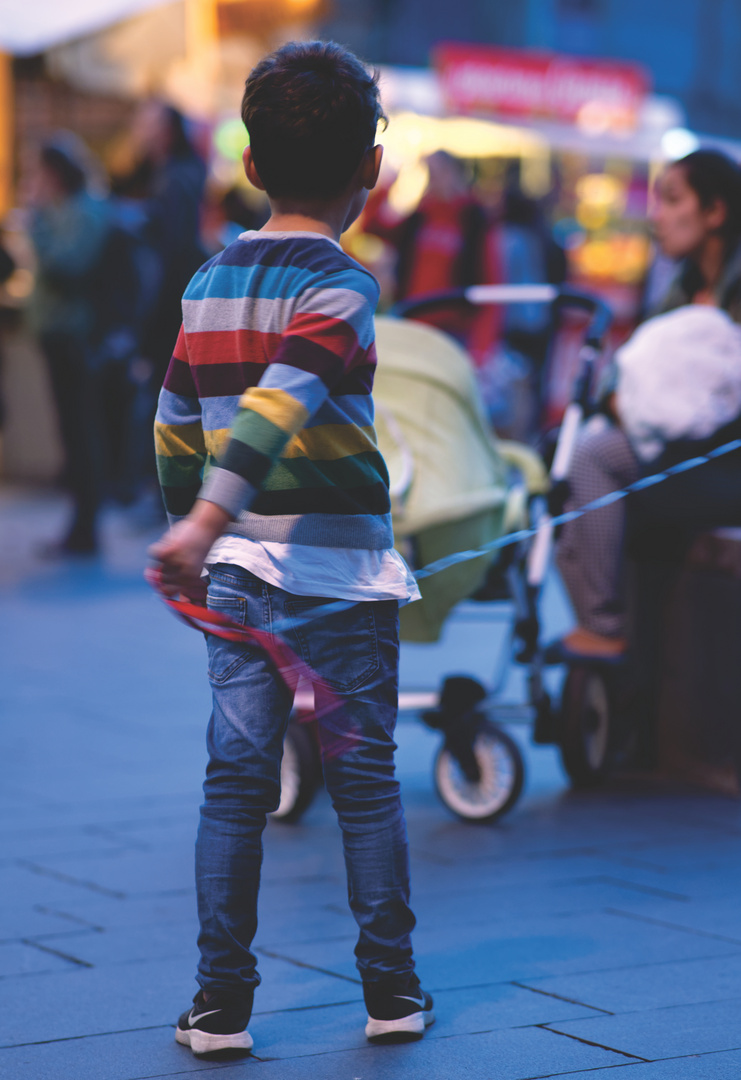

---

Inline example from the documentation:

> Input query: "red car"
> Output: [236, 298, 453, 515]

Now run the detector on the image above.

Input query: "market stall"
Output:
[362, 45, 711, 426]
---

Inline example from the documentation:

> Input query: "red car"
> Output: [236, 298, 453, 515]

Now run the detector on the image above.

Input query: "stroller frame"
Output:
[274, 284, 614, 824]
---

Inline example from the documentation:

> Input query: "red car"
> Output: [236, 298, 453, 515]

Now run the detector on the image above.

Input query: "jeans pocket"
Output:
[206, 595, 252, 685]
[285, 599, 380, 694]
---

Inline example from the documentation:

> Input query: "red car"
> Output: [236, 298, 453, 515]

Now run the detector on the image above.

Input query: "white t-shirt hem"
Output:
[205, 536, 421, 605]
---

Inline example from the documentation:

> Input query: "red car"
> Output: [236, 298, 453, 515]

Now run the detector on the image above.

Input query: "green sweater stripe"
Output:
[262, 451, 389, 492]
[156, 453, 205, 489]
[231, 408, 294, 460]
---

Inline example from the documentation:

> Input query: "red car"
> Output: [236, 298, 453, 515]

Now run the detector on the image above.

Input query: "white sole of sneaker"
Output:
[175, 1025, 254, 1055]
[365, 1009, 435, 1042]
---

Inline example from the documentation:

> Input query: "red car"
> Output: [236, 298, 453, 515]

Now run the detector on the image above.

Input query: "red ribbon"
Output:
[147, 569, 355, 758]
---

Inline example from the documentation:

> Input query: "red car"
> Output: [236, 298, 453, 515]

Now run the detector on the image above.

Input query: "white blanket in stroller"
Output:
[616, 305, 741, 462]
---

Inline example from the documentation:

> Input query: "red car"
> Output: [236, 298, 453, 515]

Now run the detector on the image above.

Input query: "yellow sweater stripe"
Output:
[282, 424, 379, 461]
[155, 420, 207, 458]
[238, 386, 310, 437]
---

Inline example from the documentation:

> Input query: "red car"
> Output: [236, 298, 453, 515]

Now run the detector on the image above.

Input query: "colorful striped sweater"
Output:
[154, 231, 393, 550]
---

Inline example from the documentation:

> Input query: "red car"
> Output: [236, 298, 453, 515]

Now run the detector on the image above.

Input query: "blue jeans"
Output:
[196, 563, 416, 995]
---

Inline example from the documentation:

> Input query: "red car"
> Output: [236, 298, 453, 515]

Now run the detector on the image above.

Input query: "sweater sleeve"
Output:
[154, 325, 207, 523]
[199, 265, 378, 519]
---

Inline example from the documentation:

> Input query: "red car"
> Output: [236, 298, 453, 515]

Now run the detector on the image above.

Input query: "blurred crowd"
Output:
[1, 102, 262, 554]
[3, 103, 741, 579]
[1, 112, 571, 556]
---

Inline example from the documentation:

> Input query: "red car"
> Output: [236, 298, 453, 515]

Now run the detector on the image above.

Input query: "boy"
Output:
[150, 40, 433, 1056]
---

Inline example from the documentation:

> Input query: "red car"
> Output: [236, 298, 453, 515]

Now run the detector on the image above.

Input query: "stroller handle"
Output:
[550, 286, 613, 349]
[389, 284, 613, 351]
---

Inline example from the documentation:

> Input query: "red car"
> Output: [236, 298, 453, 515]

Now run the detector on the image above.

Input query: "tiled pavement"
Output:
[2, 485, 741, 1080]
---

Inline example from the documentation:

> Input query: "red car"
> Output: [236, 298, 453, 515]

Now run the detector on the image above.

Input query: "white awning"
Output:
[0, 0, 169, 55]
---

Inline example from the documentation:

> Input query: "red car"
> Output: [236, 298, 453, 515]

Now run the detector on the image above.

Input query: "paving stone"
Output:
[520, 953, 741, 1014]
[0, 902, 107, 942]
[4, 489, 741, 1080]
[405, 872, 696, 929]
[36, 840, 347, 898]
[19, 921, 200, 969]
[0, 941, 78, 978]
[546, 997, 741, 1059]
[553, 1050, 741, 1079]
[0, 953, 358, 1048]
[0, 791, 203, 833]
[0, 1027, 204, 1080]
[594, 895, 741, 945]
[0, 823, 144, 864]
[148, 1023, 635, 1080]
[13, 887, 352, 946]
[15, 848, 198, 900]
[19, 902, 357, 968]
[0, 981, 609, 1080]
[0, 1019, 630, 1080]
[250, 981, 605, 1061]
[258, 907, 741, 989]
[0, 863, 129, 911]
[404, 811, 741, 870]
[611, 835, 741, 873]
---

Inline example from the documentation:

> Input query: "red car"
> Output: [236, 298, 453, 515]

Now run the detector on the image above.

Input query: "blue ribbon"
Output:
[265, 437, 741, 635]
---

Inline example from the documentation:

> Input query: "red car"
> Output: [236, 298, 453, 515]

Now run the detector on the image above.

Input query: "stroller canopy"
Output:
[373, 316, 509, 537]
[373, 316, 510, 642]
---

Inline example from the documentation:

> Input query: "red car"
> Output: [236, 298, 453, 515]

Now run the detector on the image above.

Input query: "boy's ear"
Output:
[243, 146, 266, 192]
[361, 144, 384, 191]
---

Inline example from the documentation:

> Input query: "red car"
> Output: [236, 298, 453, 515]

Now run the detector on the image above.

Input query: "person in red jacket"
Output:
[365, 151, 502, 356]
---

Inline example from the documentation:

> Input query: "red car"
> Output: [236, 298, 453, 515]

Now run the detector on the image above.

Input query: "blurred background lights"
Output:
[388, 159, 430, 215]
[214, 117, 248, 161]
[661, 127, 701, 160]
[576, 101, 635, 137]
[575, 172, 626, 231]
[379, 112, 551, 212]
[379, 112, 547, 169]
[575, 173, 625, 211]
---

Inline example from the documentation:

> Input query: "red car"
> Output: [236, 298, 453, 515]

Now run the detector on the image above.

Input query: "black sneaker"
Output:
[364, 973, 435, 1042]
[175, 989, 253, 1056]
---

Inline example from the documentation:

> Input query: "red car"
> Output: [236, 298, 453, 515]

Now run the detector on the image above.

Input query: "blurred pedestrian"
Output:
[216, 185, 268, 249]
[365, 151, 495, 343]
[130, 101, 207, 391]
[555, 149, 741, 662]
[26, 133, 111, 555]
[499, 184, 566, 371]
[477, 184, 566, 440]
[87, 198, 153, 507]
[0, 240, 16, 436]
[111, 102, 207, 509]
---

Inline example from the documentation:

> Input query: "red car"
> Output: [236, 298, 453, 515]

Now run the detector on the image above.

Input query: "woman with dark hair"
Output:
[651, 149, 741, 315]
[27, 132, 112, 554]
[554, 149, 741, 661]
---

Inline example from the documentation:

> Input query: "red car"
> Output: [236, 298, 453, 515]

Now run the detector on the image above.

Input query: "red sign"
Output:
[434, 43, 650, 128]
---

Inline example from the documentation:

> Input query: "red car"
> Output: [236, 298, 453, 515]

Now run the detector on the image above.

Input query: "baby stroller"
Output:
[273, 284, 614, 824]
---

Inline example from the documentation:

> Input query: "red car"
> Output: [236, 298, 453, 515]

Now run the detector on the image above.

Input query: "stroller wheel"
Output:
[271, 720, 321, 824]
[433, 720, 524, 823]
[559, 665, 613, 787]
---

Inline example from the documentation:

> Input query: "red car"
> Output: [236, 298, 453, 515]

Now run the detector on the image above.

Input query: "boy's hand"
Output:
[147, 500, 231, 602]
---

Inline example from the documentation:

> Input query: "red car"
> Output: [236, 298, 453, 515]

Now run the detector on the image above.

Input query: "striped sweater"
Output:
[154, 231, 393, 550]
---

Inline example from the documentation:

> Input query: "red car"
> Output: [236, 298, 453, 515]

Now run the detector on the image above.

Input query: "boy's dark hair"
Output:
[241, 40, 386, 201]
